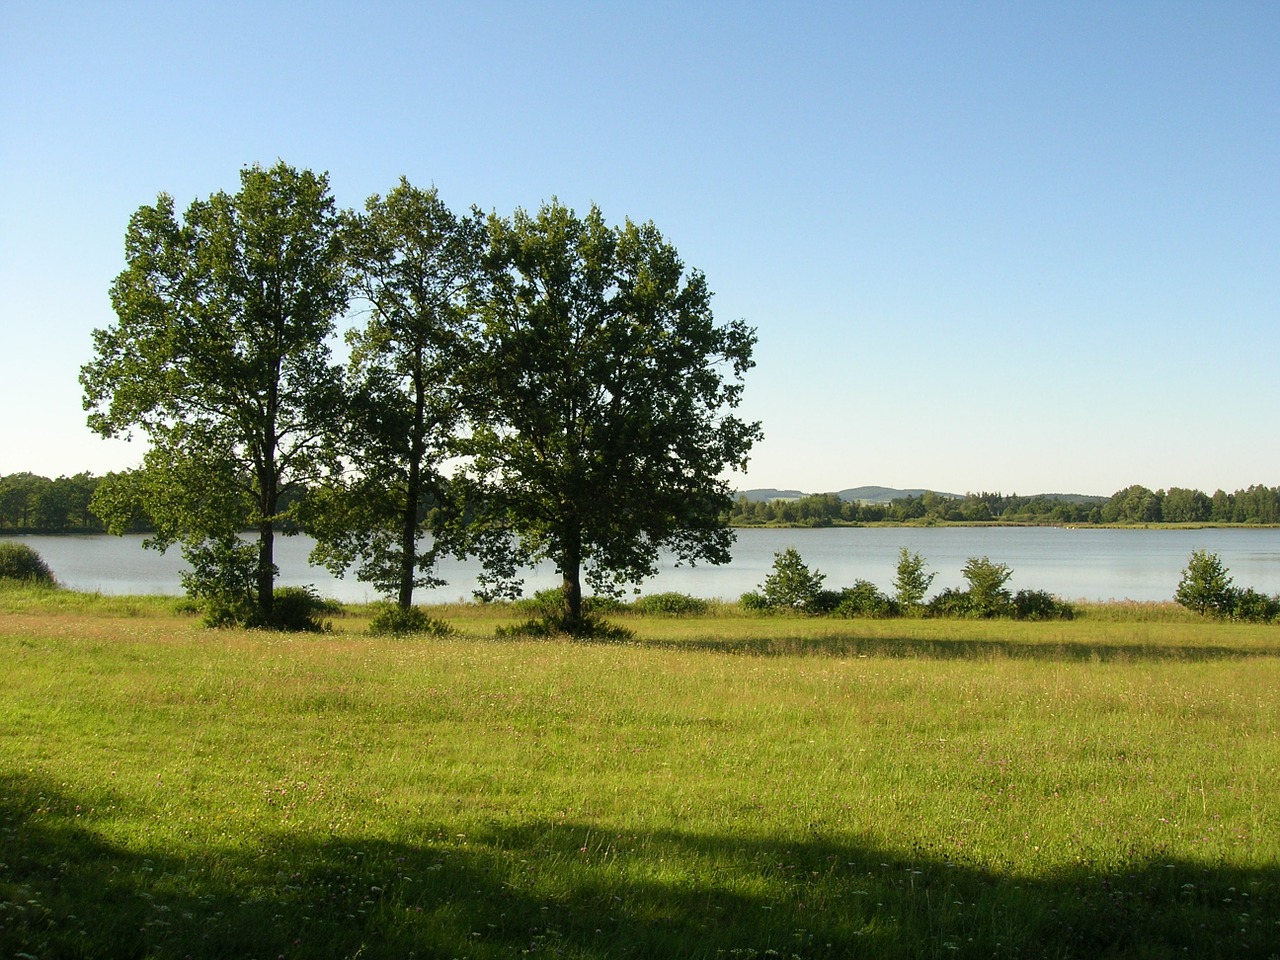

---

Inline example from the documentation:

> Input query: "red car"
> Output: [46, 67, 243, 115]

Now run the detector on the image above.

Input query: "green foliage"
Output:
[264, 586, 336, 633]
[0, 472, 104, 533]
[497, 611, 634, 642]
[458, 199, 760, 629]
[961, 555, 1015, 618]
[632, 592, 709, 616]
[81, 162, 349, 625]
[307, 179, 481, 609]
[893, 547, 935, 612]
[506, 587, 633, 638]
[737, 590, 771, 612]
[927, 586, 975, 618]
[832, 580, 897, 618]
[507, 589, 625, 620]
[1229, 587, 1280, 623]
[1175, 549, 1235, 617]
[179, 535, 259, 627]
[368, 603, 453, 637]
[759, 547, 826, 611]
[0, 542, 57, 586]
[1013, 589, 1075, 621]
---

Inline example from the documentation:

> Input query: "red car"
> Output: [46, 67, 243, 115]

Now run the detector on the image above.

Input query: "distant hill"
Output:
[737, 486, 1104, 504]
[736, 485, 959, 503]
[835, 486, 961, 503]
[735, 488, 807, 503]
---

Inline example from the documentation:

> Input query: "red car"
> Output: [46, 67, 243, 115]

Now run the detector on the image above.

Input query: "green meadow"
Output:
[2, 589, 1277, 958]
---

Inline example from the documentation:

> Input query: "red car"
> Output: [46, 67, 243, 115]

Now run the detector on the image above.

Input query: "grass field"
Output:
[1, 587, 1277, 958]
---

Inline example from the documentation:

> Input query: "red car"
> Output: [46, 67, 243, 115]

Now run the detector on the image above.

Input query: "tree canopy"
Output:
[80, 162, 348, 625]
[458, 200, 761, 629]
[305, 179, 483, 610]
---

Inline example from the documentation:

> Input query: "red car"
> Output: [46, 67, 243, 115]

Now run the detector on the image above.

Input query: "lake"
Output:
[6, 526, 1280, 604]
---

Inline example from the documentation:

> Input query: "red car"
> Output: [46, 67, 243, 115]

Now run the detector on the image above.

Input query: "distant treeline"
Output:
[730, 484, 1280, 526]
[0, 472, 106, 533]
[5, 471, 1279, 534]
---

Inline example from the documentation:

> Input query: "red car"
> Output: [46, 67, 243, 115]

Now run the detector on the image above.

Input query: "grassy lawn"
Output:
[2, 589, 1277, 958]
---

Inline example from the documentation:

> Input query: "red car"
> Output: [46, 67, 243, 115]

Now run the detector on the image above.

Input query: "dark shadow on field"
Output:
[3, 773, 1277, 959]
[641, 634, 1280, 663]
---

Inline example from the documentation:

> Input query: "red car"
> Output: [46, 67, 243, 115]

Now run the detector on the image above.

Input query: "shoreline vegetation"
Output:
[2, 582, 1278, 958]
[3, 471, 1279, 534]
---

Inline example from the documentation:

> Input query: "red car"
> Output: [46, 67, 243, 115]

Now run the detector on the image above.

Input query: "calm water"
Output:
[7, 527, 1280, 603]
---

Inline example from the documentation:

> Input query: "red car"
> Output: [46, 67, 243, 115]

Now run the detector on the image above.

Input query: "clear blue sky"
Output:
[2, 1, 1276, 497]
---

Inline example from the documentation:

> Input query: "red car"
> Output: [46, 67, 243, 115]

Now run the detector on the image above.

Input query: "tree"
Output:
[893, 547, 935, 612]
[1174, 549, 1234, 617]
[460, 200, 760, 631]
[760, 547, 826, 611]
[81, 162, 348, 626]
[306, 179, 482, 610]
[961, 555, 1014, 617]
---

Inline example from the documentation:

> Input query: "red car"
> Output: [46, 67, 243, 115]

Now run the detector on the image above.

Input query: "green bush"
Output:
[831, 580, 896, 618]
[369, 604, 453, 637]
[1013, 589, 1075, 621]
[893, 547, 935, 612]
[961, 556, 1015, 618]
[258, 586, 336, 632]
[1174, 550, 1234, 617]
[0, 542, 57, 586]
[760, 547, 825, 611]
[633, 592, 709, 616]
[514, 587, 627, 616]
[738, 590, 770, 612]
[583, 594, 629, 614]
[927, 587, 974, 618]
[1229, 587, 1280, 623]
[497, 611, 634, 642]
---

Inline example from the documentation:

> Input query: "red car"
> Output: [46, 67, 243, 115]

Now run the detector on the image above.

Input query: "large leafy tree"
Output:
[461, 200, 761, 630]
[81, 162, 348, 625]
[306, 179, 482, 609]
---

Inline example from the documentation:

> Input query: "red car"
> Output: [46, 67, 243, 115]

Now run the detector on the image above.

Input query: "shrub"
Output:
[259, 586, 336, 632]
[927, 587, 974, 618]
[961, 556, 1015, 618]
[893, 547, 935, 612]
[633, 592, 709, 616]
[513, 587, 569, 617]
[514, 587, 627, 616]
[583, 594, 629, 615]
[0, 542, 57, 586]
[760, 547, 825, 611]
[738, 590, 770, 612]
[369, 604, 453, 637]
[808, 588, 846, 615]
[832, 580, 896, 618]
[1174, 550, 1234, 617]
[1229, 587, 1280, 623]
[1013, 589, 1075, 621]
[497, 611, 634, 642]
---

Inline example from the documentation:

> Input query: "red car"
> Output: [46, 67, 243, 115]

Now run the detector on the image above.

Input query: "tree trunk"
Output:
[257, 520, 275, 620]
[398, 463, 420, 610]
[561, 523, 583, 630]
[399, 363, 428, 610]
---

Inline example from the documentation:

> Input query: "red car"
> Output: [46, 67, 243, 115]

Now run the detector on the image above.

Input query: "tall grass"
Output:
[2, 589, 1277, 957]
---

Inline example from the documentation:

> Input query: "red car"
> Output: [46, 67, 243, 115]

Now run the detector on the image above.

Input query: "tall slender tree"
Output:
[307, 179, 482, 609]
[81, 162, 348, 625]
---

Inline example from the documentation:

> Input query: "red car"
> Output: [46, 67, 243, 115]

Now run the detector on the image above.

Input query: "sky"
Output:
[2, 1, 1277, 498]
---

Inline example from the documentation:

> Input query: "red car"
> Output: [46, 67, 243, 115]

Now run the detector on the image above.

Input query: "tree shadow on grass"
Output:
[646, 634, 1280, 664]
[3, 773, 1276, 959]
